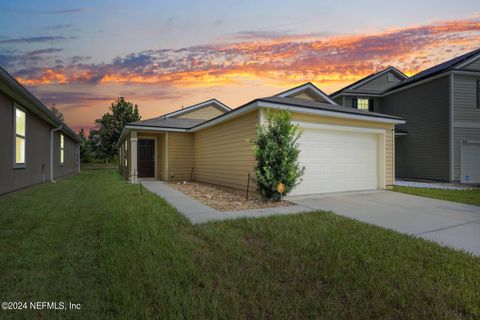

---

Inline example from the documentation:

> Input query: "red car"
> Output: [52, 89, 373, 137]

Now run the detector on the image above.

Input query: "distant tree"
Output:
[78, 128, 90, 162]
[90, 97, 140, 161]
[49, 104, 64, 121]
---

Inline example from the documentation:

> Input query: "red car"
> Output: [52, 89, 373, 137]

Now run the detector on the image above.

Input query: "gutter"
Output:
[50, 126, 62, 183]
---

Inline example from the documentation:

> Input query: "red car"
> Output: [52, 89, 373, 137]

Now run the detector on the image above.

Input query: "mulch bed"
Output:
[168, 181, 292, 212]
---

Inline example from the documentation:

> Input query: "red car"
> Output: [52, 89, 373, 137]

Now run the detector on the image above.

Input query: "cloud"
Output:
[25, 48, 63, 56]
[43, 24, 75, 31]
[0, 8, 90, 14]
[11, 16, 480, 88]
[0, 36, 75, 45]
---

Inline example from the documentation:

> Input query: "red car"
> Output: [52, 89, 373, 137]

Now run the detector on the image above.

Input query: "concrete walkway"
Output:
[140, 181, 313, 224]
[290, 190, 480, 255]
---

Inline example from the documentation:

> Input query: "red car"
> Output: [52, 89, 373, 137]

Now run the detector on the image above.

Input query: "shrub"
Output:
[253, 110, 305, 201]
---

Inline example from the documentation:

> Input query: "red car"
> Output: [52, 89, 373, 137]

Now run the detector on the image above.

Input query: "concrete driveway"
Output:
[289, 191, 480, 255]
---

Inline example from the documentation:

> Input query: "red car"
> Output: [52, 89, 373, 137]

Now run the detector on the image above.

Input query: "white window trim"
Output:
[59, 133, 65, 166]
[13, 103, 26, 169]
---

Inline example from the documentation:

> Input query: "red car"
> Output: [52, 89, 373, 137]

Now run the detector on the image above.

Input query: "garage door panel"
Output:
[291, 127, 379, 196]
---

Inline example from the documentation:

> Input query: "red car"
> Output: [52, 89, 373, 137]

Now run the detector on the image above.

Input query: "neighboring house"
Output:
[0, 66, 81, 195]
[118, 84, 404, 197]
[331, 48, 480, 184]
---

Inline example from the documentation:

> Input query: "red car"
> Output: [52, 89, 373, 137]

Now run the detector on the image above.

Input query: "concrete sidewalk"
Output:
[140, 180, 313, 224]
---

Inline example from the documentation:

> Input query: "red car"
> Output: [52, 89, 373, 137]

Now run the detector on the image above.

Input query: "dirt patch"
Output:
[169, 181, 292, 212]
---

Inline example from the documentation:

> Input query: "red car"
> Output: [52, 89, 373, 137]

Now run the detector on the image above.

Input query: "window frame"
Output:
[357, 98, 370, 110]
[59, 133, 65, 166]
[13, 103, 26, 169]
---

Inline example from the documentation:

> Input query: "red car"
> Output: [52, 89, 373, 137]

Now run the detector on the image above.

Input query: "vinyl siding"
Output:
[463, 58, 480, 71]
[168, 132, 194, 180]
[157, 133, 166, 180]
[290, 113, 395, 186]
[354, 72, 402, 93]
[290, 90, 328, 103]
[176, 105, 225, 120]
[381, 76, 450, 180]
[194, 110, 258, 193]
[452, 74, 480, 180]
[453, 75, 480, 122]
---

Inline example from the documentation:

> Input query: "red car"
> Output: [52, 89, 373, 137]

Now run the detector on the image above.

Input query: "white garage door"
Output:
[461, 142, 480, 183]
[290, 126, 380, 196]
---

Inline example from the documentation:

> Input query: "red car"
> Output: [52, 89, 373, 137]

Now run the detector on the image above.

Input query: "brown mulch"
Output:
[168, 181, 292, 212]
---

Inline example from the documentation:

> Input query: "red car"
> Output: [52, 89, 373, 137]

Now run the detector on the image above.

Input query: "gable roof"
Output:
[162, 98, 230, 118]
[127, 117, 204, 129]
[0, 66, 81, 143]
[275, 82, 338, 105]
[330, 66, 408, 97]
[385, 48, 480, 92]
[257, 96, 403, 121]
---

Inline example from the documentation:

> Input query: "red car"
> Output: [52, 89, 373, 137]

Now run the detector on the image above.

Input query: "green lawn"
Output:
[1, 170, 479, 319]
[393, 185, 480, 206]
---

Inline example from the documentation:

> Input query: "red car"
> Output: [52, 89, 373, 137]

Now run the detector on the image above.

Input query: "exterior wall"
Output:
[194, 110, 258, 193]
[463, 59, 480, 71]
[334, 95, 382, 113]
[157, 133, 166, 180]
[290, 90, 328, 103]
[381, 76, 450, 180]
[355, 72, 402, 93]
[453, 74, 480, 180]
[0, 90, 78, 195]
[176, 105, 225, 120]
[52, 131, 78, 179]
[290, 113, 395, 187]
[167, 132, 194, 181]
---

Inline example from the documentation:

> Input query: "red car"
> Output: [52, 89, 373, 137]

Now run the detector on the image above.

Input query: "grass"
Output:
[393, 185, 480, 206]
[0, 170, 479, 319]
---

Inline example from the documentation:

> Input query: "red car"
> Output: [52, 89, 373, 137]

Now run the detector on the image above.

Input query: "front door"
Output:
[138, 139, 155, 178]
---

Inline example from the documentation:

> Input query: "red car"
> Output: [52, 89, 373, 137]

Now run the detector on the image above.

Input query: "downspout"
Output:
[50, 126, 62, 183]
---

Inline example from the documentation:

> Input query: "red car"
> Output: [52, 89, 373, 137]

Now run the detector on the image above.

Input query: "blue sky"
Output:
[0, 0, 479, 130]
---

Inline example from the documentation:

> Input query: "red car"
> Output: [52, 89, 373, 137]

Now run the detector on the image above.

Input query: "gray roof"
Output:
[128, 116, 205, 129]
[258, 96, 404, 121]
[387, 47, 480, 91]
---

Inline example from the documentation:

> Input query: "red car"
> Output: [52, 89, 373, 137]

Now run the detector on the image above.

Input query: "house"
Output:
[331, 48, 480, 184]
[0, 66, 81, 195]
[117, 84, 404, 197]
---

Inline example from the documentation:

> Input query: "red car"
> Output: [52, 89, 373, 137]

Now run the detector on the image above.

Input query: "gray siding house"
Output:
[331, 49, 480, 184]
[0, 67, 81, 195]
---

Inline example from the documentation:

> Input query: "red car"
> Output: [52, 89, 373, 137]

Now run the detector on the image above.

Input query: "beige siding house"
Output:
[118, 84, 404, 197]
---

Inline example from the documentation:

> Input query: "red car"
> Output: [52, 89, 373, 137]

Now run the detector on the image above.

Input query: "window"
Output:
[14, 106, 26, 167]
[60, 133, 64, 165]
[357, 98, 369, 110]
[124, 141, 128, 166]
[352, 98, 374, 111]
[387, 73, 395, 82]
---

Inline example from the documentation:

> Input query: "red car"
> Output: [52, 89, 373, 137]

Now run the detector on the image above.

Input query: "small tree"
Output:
[50, 104, 64, 121]
[253, 110, 305, 201]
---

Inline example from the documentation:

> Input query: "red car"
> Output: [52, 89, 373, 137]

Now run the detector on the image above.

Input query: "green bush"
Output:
[253, 110, 305, 201]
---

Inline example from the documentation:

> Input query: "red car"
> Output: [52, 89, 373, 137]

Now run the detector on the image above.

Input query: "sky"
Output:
[1, 0, 480, 132]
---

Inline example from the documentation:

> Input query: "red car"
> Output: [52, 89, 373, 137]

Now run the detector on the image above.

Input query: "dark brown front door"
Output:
[138, 139, 155, 178]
